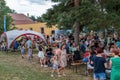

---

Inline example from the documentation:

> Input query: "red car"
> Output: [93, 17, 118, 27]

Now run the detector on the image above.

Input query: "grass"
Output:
[0, 51, 92, 80]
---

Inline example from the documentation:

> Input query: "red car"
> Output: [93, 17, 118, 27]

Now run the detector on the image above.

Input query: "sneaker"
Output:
[41, 65, 43, 67]
[63, 74, 66, 76]
[58, 74, 61, 77]
[22, 56, 24, 59]
[44, 65, 48, 67]
[51, 74, 54, 77]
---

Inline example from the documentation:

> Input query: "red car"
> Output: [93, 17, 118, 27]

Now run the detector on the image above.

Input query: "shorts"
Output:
[94, 73, 106, 80]
[53, 64, 58, 70]
[21, 50, 25, 55]
[28, 53, 32, 58]
[47, 55, 52, 59]
[82, 58, 88, 63]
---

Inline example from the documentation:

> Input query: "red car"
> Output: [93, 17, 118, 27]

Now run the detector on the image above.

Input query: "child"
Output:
[21, 45, 25, 59]
[51, 55, 60, 77]
[38, 45, 46, 67]
[82, 49, 90, 63]
[28, 47, 33, 60]
[46, 46, 53, 67]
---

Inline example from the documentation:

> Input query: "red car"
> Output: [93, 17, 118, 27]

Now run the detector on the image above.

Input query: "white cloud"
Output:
[27, 0, 46, 5]
[5, 0, 57, 17]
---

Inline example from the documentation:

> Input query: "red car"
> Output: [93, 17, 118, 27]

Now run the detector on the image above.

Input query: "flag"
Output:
[4, 15, 6, 32]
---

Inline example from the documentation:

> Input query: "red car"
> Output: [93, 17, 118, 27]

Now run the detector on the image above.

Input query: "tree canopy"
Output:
[29, 15, 36, 21]
[42, 0, 120, 44]
[42, 0, 120, 31]
[0, 0, 14, 34]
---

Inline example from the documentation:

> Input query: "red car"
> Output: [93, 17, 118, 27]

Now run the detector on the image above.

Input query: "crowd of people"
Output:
[0, 32, 120, 80]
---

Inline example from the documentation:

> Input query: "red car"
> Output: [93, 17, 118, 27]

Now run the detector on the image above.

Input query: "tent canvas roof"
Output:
[1, 30, 46, 49]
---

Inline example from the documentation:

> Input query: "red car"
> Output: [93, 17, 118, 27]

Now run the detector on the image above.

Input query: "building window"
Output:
[51, 30, 55, 34]
[40, 27, 44, 34]
[30, 28, 33, 30]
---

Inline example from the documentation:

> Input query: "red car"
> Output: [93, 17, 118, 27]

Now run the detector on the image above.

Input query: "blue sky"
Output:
[5, 0, 58, 17]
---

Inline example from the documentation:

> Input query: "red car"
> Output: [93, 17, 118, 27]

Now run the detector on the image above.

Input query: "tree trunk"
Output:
[98, 0, 106, 12]
[73, 21, 80, 46]
[74, 0, 80, 6]
[73, 0, 80, 46]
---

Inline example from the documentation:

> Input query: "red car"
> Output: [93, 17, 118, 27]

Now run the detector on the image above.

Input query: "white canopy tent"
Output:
[1, 30, 46, 49]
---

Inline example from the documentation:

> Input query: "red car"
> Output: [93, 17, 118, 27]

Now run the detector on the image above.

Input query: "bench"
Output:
[71, 60, 84, 73]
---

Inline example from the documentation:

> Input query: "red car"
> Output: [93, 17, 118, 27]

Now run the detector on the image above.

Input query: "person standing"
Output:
[13, 41, 19, 52]
[46, 46, 53, 67]
[25, 38, 33, 49]
[51, 55, 60, 77]
[38, 45, 46, 67]
[25, 38, 33, 59]
[53, 43, 61, 62]
[59, 44, 67, 76]
[92, 48, 107, 80]
[110, 50, 120, 80]
[28, 47, 33, 60]
[20, 45, 25, 59]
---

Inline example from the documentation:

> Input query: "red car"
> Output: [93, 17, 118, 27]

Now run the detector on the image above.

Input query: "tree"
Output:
[0, 0, 14, 34]
[104, 0, 120, 35]
[36, 16, 43, 22]
[9, 9, 17, 13]
[50, 0, 81, 45]
[42, 0, 120, 44]
[105, 0, 120, 16]
[42, 0, 102, 45]
[29, 15, 36, 21]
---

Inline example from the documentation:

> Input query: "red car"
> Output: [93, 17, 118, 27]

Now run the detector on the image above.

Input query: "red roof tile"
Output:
[10, 13, 34, 25]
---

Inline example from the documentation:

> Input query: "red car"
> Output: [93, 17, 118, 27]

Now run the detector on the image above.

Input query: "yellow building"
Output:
[10, 13, 57, 35]
[16, 22, 57, 35]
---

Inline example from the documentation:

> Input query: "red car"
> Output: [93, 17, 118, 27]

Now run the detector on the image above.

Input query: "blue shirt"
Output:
[80, 44, 86, 53]
[116, 41, 120, 48]
[14, 41, 19, 49]
[93, 56, 106, 73]
[26, 40, 33, 48]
